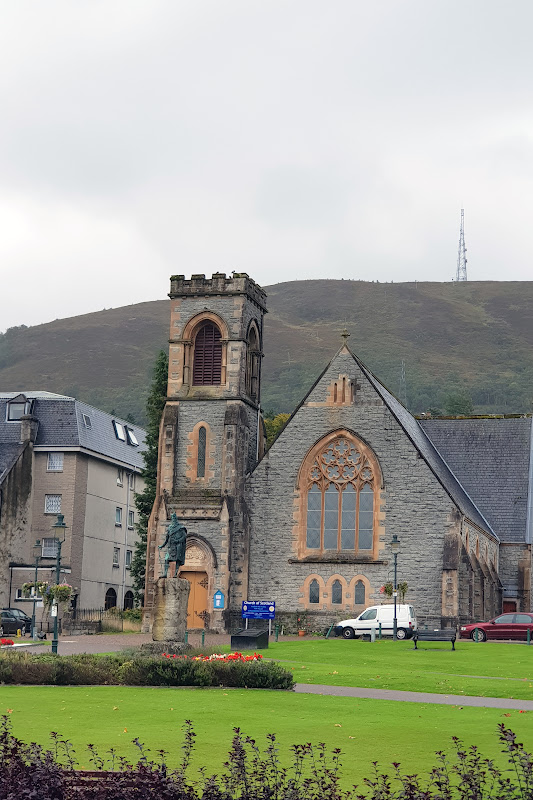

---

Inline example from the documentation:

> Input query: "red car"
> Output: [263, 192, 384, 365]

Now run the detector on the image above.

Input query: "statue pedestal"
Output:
[152, 577, 190, 642]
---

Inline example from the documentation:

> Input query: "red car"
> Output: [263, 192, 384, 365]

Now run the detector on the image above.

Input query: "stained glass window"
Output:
[354, 580, 365, 604]
[309, 579, 319, 604]
[332, 580, 342, 604]
[303, 436, 376, 555]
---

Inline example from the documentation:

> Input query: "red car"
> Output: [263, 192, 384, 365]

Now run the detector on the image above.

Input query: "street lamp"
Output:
[51, 514, 67, 655]
[390, 534, 400, 641]
[31, 540, 41, 640]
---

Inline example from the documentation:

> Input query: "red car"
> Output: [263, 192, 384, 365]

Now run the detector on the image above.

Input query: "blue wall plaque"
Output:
[213, 590, 225, 610]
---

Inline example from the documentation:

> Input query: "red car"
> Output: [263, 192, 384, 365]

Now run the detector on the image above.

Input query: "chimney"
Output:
[20, 414, 39, 444]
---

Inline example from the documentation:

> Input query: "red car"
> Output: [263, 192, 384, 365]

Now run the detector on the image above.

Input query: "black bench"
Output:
[413, 629, 456, 650]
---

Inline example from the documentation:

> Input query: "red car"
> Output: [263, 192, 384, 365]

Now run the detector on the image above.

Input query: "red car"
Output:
[460, 612, 533, 641]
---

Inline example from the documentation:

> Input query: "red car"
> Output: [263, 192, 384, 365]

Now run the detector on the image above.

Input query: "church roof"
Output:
[0, 442, 26, 483]
[420, 417, 532, 544]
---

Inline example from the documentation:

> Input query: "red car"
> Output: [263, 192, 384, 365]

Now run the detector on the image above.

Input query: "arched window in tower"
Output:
[246, 325, 260, 402]
[303, 434, 378, 557]
[197, 426, 207, 478]
[309, 579, 320, 604]
[331, 579, 343, 605]
[193, 322, 222, 385]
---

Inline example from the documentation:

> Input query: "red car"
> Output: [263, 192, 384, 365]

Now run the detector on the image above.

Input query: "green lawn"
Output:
[3, 685, 532, 787]
[260, 638, 533, 699]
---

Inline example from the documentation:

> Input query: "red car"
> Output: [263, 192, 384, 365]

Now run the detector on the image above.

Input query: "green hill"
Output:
[1, 280, 531, 424]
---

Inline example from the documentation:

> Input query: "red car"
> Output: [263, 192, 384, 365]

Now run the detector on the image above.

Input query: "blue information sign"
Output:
[213, 590, 225, 610]
[242, 601, 275, 620]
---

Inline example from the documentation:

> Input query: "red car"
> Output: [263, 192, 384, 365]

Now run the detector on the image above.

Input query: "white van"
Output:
[335, 604, 417, 640]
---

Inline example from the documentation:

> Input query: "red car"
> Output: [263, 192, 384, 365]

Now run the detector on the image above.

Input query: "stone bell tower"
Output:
[143, 272, 267, 632]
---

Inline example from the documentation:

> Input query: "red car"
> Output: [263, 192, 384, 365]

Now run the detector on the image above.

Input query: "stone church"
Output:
[142, 273, 532, 633]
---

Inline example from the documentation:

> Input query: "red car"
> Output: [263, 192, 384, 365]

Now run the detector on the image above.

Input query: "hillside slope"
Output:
[0, 280, 531, 423]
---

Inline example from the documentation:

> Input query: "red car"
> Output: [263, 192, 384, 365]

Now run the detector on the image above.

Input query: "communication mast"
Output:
[456, 209, 468, 281]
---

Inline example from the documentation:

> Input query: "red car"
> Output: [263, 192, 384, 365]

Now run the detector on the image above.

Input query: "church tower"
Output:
[143, 273, 267, 632]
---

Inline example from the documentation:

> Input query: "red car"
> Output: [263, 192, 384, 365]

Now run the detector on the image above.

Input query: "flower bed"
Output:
[0, 650, 293, 689]
[162, 651, 263, 662]
[0, 639, 14, 647]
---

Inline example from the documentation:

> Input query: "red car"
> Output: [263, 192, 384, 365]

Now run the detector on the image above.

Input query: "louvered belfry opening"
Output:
[193, 322, 223, 385]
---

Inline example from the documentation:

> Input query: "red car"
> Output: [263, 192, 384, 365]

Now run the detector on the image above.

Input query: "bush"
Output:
[0, 651, 294, 690]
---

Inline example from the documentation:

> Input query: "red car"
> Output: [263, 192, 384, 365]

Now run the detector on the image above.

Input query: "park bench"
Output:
[413, 628, 456, 650]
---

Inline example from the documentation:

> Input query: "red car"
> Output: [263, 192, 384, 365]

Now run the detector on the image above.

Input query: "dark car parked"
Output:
[460, 612, 533, 641]
[0, 609, 30, 636]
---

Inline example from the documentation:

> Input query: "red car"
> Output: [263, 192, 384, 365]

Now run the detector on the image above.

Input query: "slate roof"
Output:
[0, 442, 26, 483]
[420, 417, 532, 543]
[0, 393, 146, 470]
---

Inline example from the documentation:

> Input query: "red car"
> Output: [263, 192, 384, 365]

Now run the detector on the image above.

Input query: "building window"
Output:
[246, 325, 260, 402]
[112, 421, 126, 441]
[105, 588, 117, 609]
[125, 427, 139, 446]
[331, 580, 343, 605]
[44, 494, 62, 514]
[42, 537, 59, 558]
[47, 452, 64, 472]
[128, 473, 135, 491]
[6, 396, 32, 421]
[113, 547, 120, 567]
[82, 413, 92, 428]
[192, 322, 222, 385]
[303, 435, 378, 556]
[309, 579, 320, 604]
[115, 507, 122, 526]
[125, 549, 132, 569]
[197, 426, 207, 478]
[354, 580, 365, 605]
[128, 510, 134, 529]
[117, 469, 123, 486]
[123, 590, 134, 610]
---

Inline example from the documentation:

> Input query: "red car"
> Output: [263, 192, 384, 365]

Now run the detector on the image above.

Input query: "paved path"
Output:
[295, 683, 533, 710]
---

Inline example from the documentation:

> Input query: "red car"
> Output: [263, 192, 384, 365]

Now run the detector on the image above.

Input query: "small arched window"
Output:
[197, 426, 207, 478]
[123, 590, 134, 610]
[193, 322, 222, 385]
[354, 580, 365, 605]
[105, 588, 117, 610]
[246, 325, 260, 402]
[303, 435, 378, 556]
[332, 580, 343, 605]
[309, 579, 320, 604]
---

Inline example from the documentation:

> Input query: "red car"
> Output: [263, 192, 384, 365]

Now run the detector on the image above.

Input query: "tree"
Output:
[444, 391, 474, 416]
[264, 412, 290, 448]
[131, 350, 168, 604]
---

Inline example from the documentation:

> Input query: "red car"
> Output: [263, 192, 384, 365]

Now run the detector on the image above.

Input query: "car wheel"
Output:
[342, 627, 355, 639]
[396, 628, 407, 640]
[471, 629, 486, 642]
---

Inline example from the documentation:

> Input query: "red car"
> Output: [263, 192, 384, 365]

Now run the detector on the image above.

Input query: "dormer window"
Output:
[6, 394, 32, 421]
[112, 421, 126, 441]
[82, 414, 92, 428]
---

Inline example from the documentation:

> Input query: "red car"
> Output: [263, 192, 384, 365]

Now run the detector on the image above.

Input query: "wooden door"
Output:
[503, 600, 517, 613]
[180, 571, 209, 629]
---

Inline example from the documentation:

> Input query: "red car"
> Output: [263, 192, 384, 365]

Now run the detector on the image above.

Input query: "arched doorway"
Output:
[105, 588, 117, 610]
[179, 540, 213, 629]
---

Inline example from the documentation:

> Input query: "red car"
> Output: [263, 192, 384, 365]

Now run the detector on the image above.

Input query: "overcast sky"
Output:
[1, 1, 532, 331]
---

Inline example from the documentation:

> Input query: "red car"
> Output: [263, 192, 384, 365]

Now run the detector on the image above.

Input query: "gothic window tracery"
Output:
[304, 436, 377, 555]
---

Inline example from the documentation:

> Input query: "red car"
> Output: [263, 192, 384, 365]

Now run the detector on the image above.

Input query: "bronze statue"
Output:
[159, 513, 187, 578]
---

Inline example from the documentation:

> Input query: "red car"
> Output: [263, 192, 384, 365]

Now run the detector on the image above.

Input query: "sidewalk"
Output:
[295, 683, 533, 710]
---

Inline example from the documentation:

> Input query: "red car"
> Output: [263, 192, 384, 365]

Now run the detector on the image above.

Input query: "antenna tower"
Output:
[456, 209, 468, 281]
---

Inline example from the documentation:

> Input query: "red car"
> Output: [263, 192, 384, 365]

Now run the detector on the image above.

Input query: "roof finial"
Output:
[341, 328, 350, 346]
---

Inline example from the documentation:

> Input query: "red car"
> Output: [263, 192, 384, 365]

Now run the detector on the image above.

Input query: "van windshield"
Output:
[359, 608, 377, 621]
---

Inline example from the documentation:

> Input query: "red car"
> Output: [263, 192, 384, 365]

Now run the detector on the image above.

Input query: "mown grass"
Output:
[258, 638, 533, 699]
[3, 685, 533, 787]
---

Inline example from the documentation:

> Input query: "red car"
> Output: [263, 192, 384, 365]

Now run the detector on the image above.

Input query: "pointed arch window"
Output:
[193, 322, 222, 385]
[331, 580, 343, 605]
[309, 579, 320, 604]
[354, 580, 365, 605]
[246, 325, 261, 402]
[197, 426, 207, 477]
[304, 435, 377, 556]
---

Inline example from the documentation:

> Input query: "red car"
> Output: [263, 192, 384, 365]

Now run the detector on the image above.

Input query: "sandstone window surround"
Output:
[46, 452, 64, 472]
[180, 312, 229, 389]
[302, 573, 371, 611]
[298, 433, 381, 560]
[44, 494, 62, 514]
[246, 322, 261, 402]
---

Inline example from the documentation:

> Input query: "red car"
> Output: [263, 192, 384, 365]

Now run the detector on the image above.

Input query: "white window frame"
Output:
[82, 413, 92, 428]
[125, 549, 132, 569]
[113, 547, 120, 567]
[6, 400, 31, 421]
[126, 427, 139, 446]
[44, 494, 62, 514]
[47, 452, 64, 472]
[112, 421, 126, 441]
[115, 507, 122, 526]
[42, 537, 59, 558]
[128, 472, 136, 491]
[117, 468, 123, 486]
[127, 510, 135, 529]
